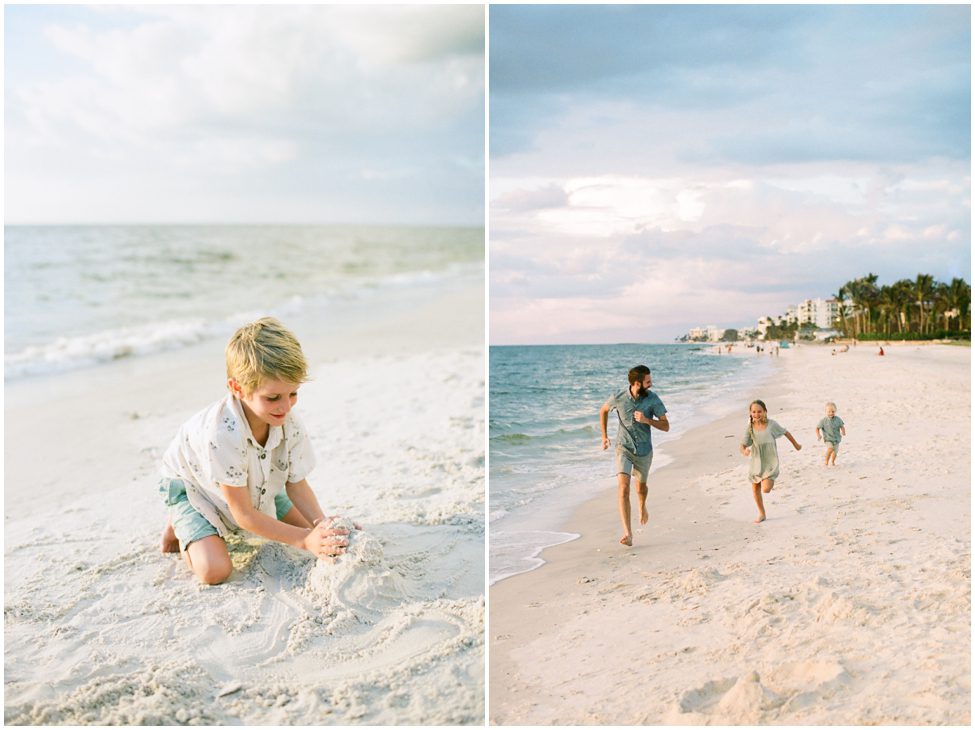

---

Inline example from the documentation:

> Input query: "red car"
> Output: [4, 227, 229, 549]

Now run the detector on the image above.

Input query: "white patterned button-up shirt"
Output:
[161, 394, 316, 537]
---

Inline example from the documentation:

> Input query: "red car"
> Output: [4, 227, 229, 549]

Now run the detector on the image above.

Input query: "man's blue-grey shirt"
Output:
[604, 388, 667, 457]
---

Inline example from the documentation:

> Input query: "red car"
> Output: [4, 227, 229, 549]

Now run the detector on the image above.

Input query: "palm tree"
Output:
[876, 285, 897, 336]
[932, 282, 952, 333]
[947, 278, 972, 332]
[834, 286, 850, 335]
[913, 274, 935, 335]
[844, 278, 865, 337]
[891, 279, 914, 334]
[860, 273, 880, 335]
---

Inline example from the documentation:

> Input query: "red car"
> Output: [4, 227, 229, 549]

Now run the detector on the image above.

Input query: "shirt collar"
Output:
[226, 394, 283, 451]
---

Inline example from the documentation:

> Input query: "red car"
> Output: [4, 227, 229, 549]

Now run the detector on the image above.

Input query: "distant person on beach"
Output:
[878, 345, 885, 356]
[739, 399, 801, 524]
[816, 401, 846, 466]
[599, 365, 670, 546]
[158, 317, 356, 584]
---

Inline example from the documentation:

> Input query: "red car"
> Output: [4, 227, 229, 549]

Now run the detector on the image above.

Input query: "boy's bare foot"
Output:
[160, 523, 180, 553]
[620, 534, 632, 547]
[640, 506, 649, 525]
[753, 514, 766, 524]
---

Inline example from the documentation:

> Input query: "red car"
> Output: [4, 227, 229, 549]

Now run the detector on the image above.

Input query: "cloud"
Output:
[490, 5, 970, 164]
[6, 5, 484, 224]
[489, 166, 971, 342]
[492, 183, 568, 213]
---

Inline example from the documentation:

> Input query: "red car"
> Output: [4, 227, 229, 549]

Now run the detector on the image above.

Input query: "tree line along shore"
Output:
[698, 273, 972, 344]
[833, 273, 970, 340]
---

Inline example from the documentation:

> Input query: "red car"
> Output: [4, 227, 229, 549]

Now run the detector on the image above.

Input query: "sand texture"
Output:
[5, 286, 485, 725]
[490, 343, 970, 725]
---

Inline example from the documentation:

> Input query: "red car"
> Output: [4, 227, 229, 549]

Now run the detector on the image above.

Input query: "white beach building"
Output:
[686, 325, 728, 342]
[799, 298, 841, 329]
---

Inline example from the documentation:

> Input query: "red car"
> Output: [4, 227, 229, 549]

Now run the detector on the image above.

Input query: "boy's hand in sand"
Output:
[303, 522, 350, 561]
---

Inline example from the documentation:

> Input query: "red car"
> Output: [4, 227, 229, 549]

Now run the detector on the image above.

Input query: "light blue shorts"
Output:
[825, 441, 840, 453]
[615, 446, 653, 484]
[159, 478, 294, 551]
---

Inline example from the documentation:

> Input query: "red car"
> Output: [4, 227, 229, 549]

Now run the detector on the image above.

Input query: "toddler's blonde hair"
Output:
[825, 401, 837, 411]
[226, 317, 308, 395]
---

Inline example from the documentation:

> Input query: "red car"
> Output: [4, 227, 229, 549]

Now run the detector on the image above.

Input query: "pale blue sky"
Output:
[490, 4, 971, 344]
[5, 5, 484, 225]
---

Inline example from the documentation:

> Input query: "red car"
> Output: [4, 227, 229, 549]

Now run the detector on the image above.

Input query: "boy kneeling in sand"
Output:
[159, 317, 354, 584]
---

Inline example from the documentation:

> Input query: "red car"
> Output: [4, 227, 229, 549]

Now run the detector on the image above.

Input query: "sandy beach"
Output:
[489, 342, 970, 725]
[4, 280, 485, 725]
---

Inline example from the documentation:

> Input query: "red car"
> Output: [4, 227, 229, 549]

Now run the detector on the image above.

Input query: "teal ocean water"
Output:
[489, 343, 774, 584]
[5, 224, 482, 379]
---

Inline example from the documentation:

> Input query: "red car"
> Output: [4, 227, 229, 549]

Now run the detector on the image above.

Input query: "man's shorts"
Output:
[159, 478, 294, 551]
[825, 441, 840, 453]
[615, 446, 653, 484]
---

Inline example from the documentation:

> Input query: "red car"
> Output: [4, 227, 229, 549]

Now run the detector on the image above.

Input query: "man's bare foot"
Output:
[753, 514, 766, 524]
[640, 506, 649, 525]
[620, 534, 632, 547]
[160, 523, 180, 553]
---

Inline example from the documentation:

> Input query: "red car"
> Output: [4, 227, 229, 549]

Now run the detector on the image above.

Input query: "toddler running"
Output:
[816, 401, 847, 466]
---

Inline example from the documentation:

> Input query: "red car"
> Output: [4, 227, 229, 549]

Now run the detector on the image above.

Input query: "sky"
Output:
[5, 5, 484, 225]
[489, 4, 971, 344]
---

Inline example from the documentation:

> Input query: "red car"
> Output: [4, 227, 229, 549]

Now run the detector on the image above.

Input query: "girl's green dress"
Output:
[742, 419, 787, 483]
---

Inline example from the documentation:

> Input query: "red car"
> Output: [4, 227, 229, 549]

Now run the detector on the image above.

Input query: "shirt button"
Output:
[261, 488, 267, 494]
[260, 453, 266, 459]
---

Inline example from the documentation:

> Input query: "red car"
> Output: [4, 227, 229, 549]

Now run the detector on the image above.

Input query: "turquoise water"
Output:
[5, 224, 483, 379]
[489, 343, 774, 584]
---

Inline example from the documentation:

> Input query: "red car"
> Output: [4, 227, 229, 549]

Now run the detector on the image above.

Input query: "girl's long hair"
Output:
[748, 399, 768, 439]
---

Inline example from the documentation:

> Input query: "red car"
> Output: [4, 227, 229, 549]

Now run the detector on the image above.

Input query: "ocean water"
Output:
[489, 343, 775, 584]
[4, 224, 483, 379]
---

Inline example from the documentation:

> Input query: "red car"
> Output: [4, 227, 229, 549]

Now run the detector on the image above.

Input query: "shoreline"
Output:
[489, 343, 970, 725]
[488, 345, 779, 587]
[487, 343, 777, 587]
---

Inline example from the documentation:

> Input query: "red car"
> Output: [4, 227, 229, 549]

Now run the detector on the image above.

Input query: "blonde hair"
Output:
[825, 401, 837, 411]
[226, 317, 308, 395]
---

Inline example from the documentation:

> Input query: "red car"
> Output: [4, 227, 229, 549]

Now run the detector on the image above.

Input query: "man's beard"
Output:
[635, 386, 648, 398]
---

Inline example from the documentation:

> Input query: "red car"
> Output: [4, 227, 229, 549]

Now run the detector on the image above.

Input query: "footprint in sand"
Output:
[597, 583, 630, 595]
